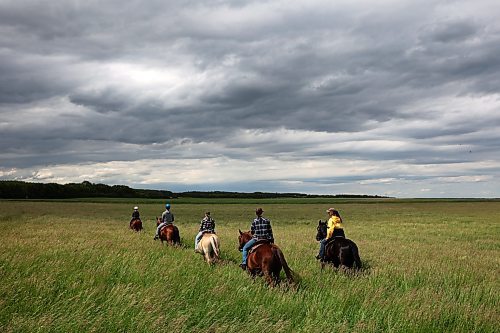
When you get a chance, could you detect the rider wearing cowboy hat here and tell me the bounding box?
[240,208,274,270]
[316,207,345,260]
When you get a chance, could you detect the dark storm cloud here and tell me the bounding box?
[1,0,500,196]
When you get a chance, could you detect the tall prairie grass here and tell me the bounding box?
[0,200,498,332]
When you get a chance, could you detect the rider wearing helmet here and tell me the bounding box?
[130,206,141,226]
[154,203,175,240]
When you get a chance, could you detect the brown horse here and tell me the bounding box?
[129,218,143,232]
[156,217,181,245]
[238,230,295,285]
[195,233,220,265]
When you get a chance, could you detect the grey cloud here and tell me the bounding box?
[1,0,500,196]
[426,20,479,44]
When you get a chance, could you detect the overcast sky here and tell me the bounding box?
[1,0,499,197]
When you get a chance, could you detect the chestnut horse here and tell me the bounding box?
[316,220,362,270]
[129,218,143,232]
[155,217,181,245]
[195,233,220,265]
[238,230,295,285]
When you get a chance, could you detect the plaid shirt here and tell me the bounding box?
[251,217,274,240]
[199,217,215,233]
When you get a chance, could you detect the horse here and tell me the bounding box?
[129,218,143,232]
[238,230,295,285]
[316,220,362,270]
[155,217,181,245]
[195,233,220,265]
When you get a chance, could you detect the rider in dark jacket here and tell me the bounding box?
[130,206,140,225]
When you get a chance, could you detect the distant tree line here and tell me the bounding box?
[0,180,390,199]
[0,180,173,199]
[180,191,389,199]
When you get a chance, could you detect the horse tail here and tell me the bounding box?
[272,246,297,284]
[173,226,180,244]
[351,241,362,269]
[210,235,220,260]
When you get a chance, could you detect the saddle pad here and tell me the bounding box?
[160,223,173,232]
[325,236,346,246]
[249,240,271,254]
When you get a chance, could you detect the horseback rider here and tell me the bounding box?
[316,207,345,260]
[240,208,274,270]
[130,206,140,225]
[194,211,216,251]
[154,203,175,240]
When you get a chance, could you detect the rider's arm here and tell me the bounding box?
[326,217,334,239]
[268,221,274,242]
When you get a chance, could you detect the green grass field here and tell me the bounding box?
[1,199,499,332]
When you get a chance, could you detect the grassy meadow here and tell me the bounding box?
[0,199,499,332]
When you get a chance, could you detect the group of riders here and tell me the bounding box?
[130,204,347,267]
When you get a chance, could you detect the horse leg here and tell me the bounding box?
[263,270,275,286]
[249,269,257,279]
[204,248,212,265]
[351,244,362,269]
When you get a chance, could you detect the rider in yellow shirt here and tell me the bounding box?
[326,209,344,238]
[317,207,345,260]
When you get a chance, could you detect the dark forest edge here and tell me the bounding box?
[0,180,392,200]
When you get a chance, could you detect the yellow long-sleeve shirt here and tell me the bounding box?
[326,216,343,239]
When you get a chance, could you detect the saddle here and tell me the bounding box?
[325,235,345,246]
[248,239,272,254]
[159,223,173,233]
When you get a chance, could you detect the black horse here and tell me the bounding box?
[316,220,362,270]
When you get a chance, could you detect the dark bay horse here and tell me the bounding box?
[156,217,181,245]
[130,218,143,232]
[316,220,362,270]
[238,230,295,285]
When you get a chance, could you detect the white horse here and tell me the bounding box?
[195,233,220,265]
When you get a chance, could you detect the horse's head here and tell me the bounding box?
[156,216,162,226]
[316,220,327,241]
[238,229,252,251]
